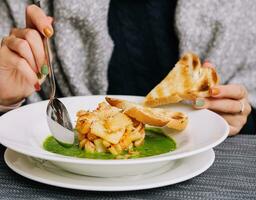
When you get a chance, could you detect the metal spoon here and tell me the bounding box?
[36,1,75,146]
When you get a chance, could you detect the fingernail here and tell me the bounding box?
[34,82,41,91]
[37,72,42,79]
[41,64,49,75]
[43,27,53,38]
[203,60,215,68]
[195,99,205,107]
[210,88,220,96]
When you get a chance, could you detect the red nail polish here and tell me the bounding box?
[203,60,215,68]
[34,82,41,91]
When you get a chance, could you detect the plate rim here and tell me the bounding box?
[4,148,215,191]
[0,95,229,165]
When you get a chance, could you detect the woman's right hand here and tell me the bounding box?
[0,5,53,106]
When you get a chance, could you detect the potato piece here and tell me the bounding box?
[119,133,132,150]
[134,131,145,147]
[90,121,107,139]
[96,102,120,119]
[114,144,123,154]
[105,113,132,132]
[76,110,88,117]
[80,122,91,134]
[75,121,82,132]
[105,129,125,144]
[128,143,134,150]
[108,145,118,155]
[87,132,98,141]
[76,119,91,134]
[85,140,96,153]
[94,139,106,153]
[134,138,144,147]
[77,132,86,141]
[102,140,111,148]
[130,130,141,141]
[79,138,87,149]
[91,121,125,144]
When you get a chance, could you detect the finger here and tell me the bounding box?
[202,60,215,68]
[47,16,53,24]
[3,35,37,73]
[11,28,46,73]
[229,125,240,136]
[210,84,247,100]
[194,98,243,114]
[1,36,8,47]
[26,5,54,38]
[0,46,38,87]
[220,113,247,128]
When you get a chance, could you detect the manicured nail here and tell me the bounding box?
[37,72,42,79]
[195,99,205,107]
[34,82,41,91]
[41,64,49,75]
[43,27,53,38]
[210,88,220,96]
[203,60,214,68]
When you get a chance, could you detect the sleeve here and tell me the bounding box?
[0,1,14,39]
[227,63,256,108]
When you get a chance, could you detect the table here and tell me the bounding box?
[0,135,256,200]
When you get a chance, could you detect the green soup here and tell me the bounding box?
[43,128,176,159]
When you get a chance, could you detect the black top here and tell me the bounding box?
[107,0,179,96]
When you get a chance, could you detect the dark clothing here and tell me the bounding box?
[106,0,255,135]
[107,0,179,96]
[240,108,256,135]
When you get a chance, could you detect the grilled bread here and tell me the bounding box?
[144,52,220,107]
[106,97,188,131]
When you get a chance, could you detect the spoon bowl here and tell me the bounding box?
[46,98,74,146]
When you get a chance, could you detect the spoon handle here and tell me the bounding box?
[44,38,56,99]
[35,0,56,99]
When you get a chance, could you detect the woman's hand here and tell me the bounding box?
[0,5,53,106]
[193,64,251,136]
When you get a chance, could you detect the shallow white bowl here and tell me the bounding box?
[0,95,229,177]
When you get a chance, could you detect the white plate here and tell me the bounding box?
[0,95,228,177]
[4,148,215,191]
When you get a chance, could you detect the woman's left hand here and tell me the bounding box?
[194,84,251,136]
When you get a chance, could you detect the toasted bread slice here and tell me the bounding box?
[106,97,188,131]
[144,52,220,107]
